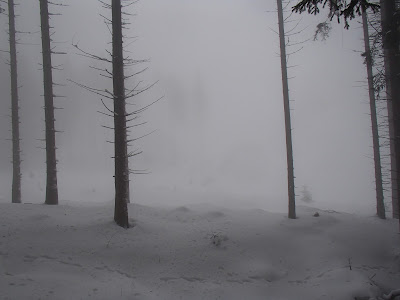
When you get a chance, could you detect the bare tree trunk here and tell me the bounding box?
[392,0,400,225]
[277,0,296,219]
[112,0,130,228]
[383,34,399,219]
[362,11,386,219]
[380,0,400,227]
[39,0,58,205]
[380,0,399,219]
[126,159,130,204]
[8,0,21,204]
[387,72,399,219]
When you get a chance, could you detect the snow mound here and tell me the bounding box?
[0,202,399,299]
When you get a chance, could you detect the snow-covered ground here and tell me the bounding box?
[0,194,399,299]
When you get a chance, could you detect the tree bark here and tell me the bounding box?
[387,71,399,219]
[380,3,399,219]
[39,0,58,205]
[362,11,386,219]
[277,0,296,219]
[8,0,21,204]
[112,0,130,228]
[380,0,400,225]
[383,40,399,219]
[380,0,400,219]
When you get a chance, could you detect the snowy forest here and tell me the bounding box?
[0,0,399,299]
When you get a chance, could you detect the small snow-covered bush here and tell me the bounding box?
[210,233,228,247]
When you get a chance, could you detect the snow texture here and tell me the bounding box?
[0,199,399,299]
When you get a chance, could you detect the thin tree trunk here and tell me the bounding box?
[277,0,296,219]
[8,0,21,204]
[112,0,130,228]
[362,11,385,219]
[126,159,130,204]
[39,0,58,205]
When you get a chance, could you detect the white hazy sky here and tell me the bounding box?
[0,0,387,214]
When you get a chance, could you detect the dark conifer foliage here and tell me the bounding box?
[293,0,379,28]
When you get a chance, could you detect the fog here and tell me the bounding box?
[0,0,383,214]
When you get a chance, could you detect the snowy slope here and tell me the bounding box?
[0,201,399,300]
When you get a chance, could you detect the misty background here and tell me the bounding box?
[0,0,381,214]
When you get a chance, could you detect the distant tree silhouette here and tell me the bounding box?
[300,185,313,203]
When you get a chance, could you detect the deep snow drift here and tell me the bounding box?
[0,200,399,300]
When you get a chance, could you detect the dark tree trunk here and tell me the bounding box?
[277,0,296,219]
[8,0,21,204]
[126,159,130,204]
[386,0,400,220]
[39,0,58,205]
[384,42,398,218]
[380,5,399,219]
[380,0,400,225]
[362,11,386,219]
[112,0,130,228]
[387,73,399,219]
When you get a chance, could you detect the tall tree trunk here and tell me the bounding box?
[277,0,296,219]
[39,0,58,205]
[380,0,399,219]
[112,0,130,228]
[387,69,399,219]
[380,0,400,226]
[386,0,400,220]
[383,35,399,219]
[362,11,386,219]
[8,0,21,204]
